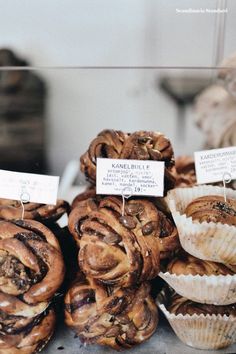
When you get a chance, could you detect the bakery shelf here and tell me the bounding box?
[44,317,236,354]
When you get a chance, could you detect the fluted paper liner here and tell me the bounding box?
[166,185,236,264]
[157,290,236,350]
[159,271,236,305]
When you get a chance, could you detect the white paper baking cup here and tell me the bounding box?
[158,302,236,350]
[159,271,236,305]
[166,185,236,264]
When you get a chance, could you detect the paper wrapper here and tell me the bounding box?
[159,271,236,305]
[166,185,236,264]
[158,303,236,350]
[157,290,236,350]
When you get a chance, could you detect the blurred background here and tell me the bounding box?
[0,0,236,179]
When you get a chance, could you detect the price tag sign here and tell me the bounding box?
[96,158,164,197]
[0,170,59,205]
[194,146,236,184]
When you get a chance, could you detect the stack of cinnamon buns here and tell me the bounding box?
[66,130,236,351]
[0,200,69,353]
[65,130,181,350]
[1,129,236,352]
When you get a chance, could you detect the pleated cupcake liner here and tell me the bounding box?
[159,271,236,305]
[166,185,236,264]
[156,289,236,350]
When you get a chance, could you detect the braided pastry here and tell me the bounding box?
[157,211,179,258]
[69,196,179,286]
[0,220,65,311]
[80,130,127,183]
[168,293,236,317]
[120,131,174,167]
[65,275,158,350]
[174,156,196,187]
[0,307,55,354]
[80,130,175,191]
[167,251,235,276]
[185,195,236,226]
[0,199,69,225]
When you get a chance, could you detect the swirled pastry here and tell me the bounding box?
[69,196,179,287]
[0,220,65,314]
[167,251,235,276]
[0,199,69,225]
[0,200,71,288]
[80,130,127,183]
[168,293,236,317]
[65,275,158,350]
[0,307,55,354]
[185,195,236,226]
[80,130,175,191]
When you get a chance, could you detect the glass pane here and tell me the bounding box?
[0,0,224,67]
[0,65,217,179]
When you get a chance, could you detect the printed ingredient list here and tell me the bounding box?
[96,158,164,197]
[194,147,236,184]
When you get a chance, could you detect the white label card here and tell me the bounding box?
[194,147,236,184]
[96,158,164,197]
[0,170,60,205]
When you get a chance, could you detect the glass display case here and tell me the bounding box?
[1,1,236,354]
[0,64,236,354]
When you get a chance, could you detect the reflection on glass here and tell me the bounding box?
[0,48,47,173]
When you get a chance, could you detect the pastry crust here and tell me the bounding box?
[80,130,127,183]
[185,195,236,226]
[0,220,65,312]
[0,199,69,225]
[80,130,175,191]
[71,186,97,209]
[173,156,196,187]
[69,196,179,286]
[175,156,195,175]
[167,251,235,276]
[120,131,174,168]
[158,286,236,350]
[65,275,158,350]
[0,307,56,354]
[168,293,236,317]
